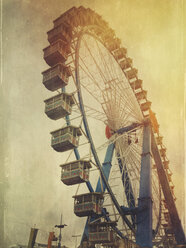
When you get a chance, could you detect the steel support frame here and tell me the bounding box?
[96,143,115,192]
[136,123,152,248]
[151,131,186,244]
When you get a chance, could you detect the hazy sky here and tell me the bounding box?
[1,0,185,247]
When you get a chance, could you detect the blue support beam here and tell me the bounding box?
[96,143,115,193]
[136,123,152,248]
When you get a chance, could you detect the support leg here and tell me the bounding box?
[136,123,152,247]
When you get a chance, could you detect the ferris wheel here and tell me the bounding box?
[42,6,185,248]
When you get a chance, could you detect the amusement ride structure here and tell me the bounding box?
[42,6,186,248]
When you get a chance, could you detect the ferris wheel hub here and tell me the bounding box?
[105,125,113,139]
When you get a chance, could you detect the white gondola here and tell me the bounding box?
[43,40,69,66]
[42,63,71,91]
[47,23,72,44]
[156,136,163,146]
[140,100,151,112]
[125,68,138,80]
[73,193,104,217]
[51,126,82,152]
[105,38,121,53]
[160,147,166,158]
[135,90,147,101]
[113,47,127,61]
[89,221,117,244]
[119,57,132,70]
[53,7,77,28]
[130,79,142,90]
[60,160,92,185]
[44,93,74,120]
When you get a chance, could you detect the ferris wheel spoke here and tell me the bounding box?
[106,157,135,237]
[95,38,120,87]
[115,142,136,206]
[79,56,103,93]
[101,63,142,120]
[80,35,143,130]
[84,107,106,122]
[115,135,143,211]
[103,87,142,127]
[82,36,108,83]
